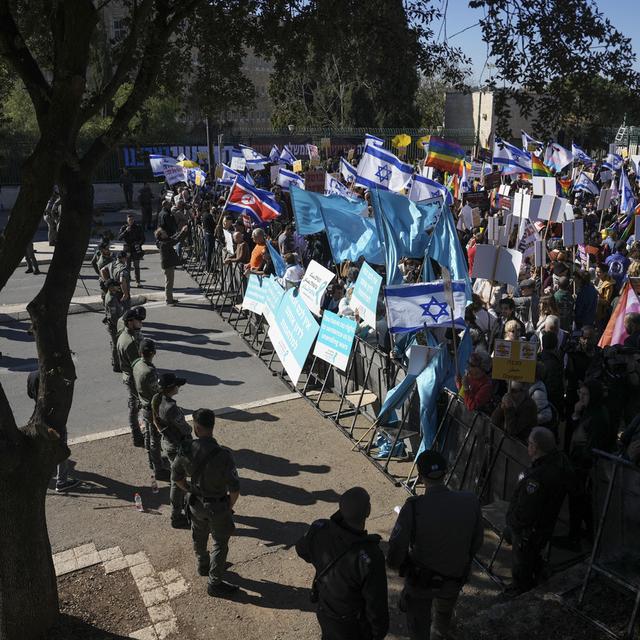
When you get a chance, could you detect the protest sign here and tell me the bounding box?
[492,339,536,383]
[305,169,325,193]
[498,184,511,197]
[262,276,285,326]
[242,274,266,315]
[351,262,383,328]
[597,189,613,212]
[298,260,335,315]
[562,219,584,246]
[163,164,188,185]
[532,177,556,196]
[320,137,331,149]
[462,191,489,210]
[537,195,569,222]
[230,156,246,171]
[534,239,546,267]
[223,229,234,254]
[577,244,589,270]
[313,311,357,371]
[599,169,612,183]
[270,165,280,184]
[512,190,531,219]
[268,289,319,384]
[487,216,500,244]
[472,244,522,286]
[484,171,502,190]
[293,159,303,173]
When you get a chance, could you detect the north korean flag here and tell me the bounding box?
[225,175,281,223]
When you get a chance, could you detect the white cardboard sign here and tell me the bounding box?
[562,219,584,247]
[532,177,556,196]
[298,259,335,316]
[471,244,523,286]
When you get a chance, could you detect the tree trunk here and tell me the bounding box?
[0,160,94,640]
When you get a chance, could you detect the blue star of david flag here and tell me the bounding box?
[571,143,593,165]
[279,145,297,166]
[384,280,467,334]
[269,145,280,163]
[340,157,357,183]
[355,145,413,192]
[621,171,637,214]
[239,144,268,167]
[574,171,600,196]
[603,152,623,171]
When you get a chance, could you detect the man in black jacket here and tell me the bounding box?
[387,451,483,640]
[155,225,187,305]
[296,487,389,640]
[118,213,145,287]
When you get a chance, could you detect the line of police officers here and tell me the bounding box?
[98,240,574,637]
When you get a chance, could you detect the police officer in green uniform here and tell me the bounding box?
[171,408,241,596]
[116,308,144,447]
[296,487,389,640]
[132,339,167,480]
[387,451,483,640]
[152,373,192,529]
[101,250,131,311]
[504,426,574,596]
[92,239,114,295]
[104,279,125,372]
[116,305,146,339]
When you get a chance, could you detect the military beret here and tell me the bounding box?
[131,305,146,321]
[139,338,156,353]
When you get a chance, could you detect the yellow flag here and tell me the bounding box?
[392,133,411,148]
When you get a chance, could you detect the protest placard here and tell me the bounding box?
[313,311,357,371]
[268,289,319,384]
[462,191,490,210]
[532,177,556,196]
[512,190,531,219]
[293,159,303,173]
[298,260,335,315]
[534,240,546,267]
[163,164,188,185]
[351,262,383,327]
[223,229,234,254]
[597,189,613,212]
[562,219,584,246]
[492,339,536,383]
[472,244,522,286]
[262,276,285,326]
[230,156,246,171]
[484,171,502,190]
[242,274,266,315]
[487,216,500,244]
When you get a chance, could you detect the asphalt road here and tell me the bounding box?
[0,266,288,438]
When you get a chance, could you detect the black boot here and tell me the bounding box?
[131,427,145,448]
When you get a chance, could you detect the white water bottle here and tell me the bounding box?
[134,492,144,512]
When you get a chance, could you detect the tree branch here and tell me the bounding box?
[0,0,52,122]
[79,0,156,124]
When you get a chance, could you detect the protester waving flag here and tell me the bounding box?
[269,145,280,163]
[225,175,281,223]
[277,167,305,192]
[573,172,600,196]
[355,144,412,192]
[239,144,268,167]
[493,137,531,175]
[365,133,385,148]
[408,175,453,206]
[424,136,465,175]
[385,280,467,333]
[340,157,357,183]
[571,143,593,165]
[521,130,544,155]
[279,145,297,165]
[149,154,177,177]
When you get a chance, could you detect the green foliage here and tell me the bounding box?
[415,78,446,128]
[265,0,467,129]
[470,0,640,137]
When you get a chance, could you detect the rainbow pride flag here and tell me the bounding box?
[424,136,465,176]
[557,177,572,196]
[532,155,553,177]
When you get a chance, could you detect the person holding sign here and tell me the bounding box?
[490,381,538,442]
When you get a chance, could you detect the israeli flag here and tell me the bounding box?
[385,280,467,333]
[571,143,593,165]
[574,172,600,196]
[408,174,453,206]
[239,144,268,167]
[218,164,243,187]
[269,145,280,163]
[460,163,471,194]
[280,146,297,166]
[325,173,355,199]
[355,145,413,192]
[340,157,357,183]
[277,167,305,192]
[365,133,385,148]
[521,130,543,155]
[621,171,636,213]
[603,152,623,171]
[493,138,532,175]
[149,154,176,177]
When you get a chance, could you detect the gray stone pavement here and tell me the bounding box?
[0,263,287,439]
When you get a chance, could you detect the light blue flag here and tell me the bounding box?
[267,242,286,277]
[319,199,385,265]
[289,184,368,237]
[371,189,442,285]
[376,373,418,426]
[426,205,472,301]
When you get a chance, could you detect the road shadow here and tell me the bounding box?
[239,476,339,507]
[143,321,223,335]
[222,571,316,612]
[0,354,38,370]
[159,369,243,387]
[159,343,250,360]
[47,614,132,639]
[146,328,229,346]
[234,449,331,477]
[0,325,35,343]
[233,513,308,549]
[222,410,278,423]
